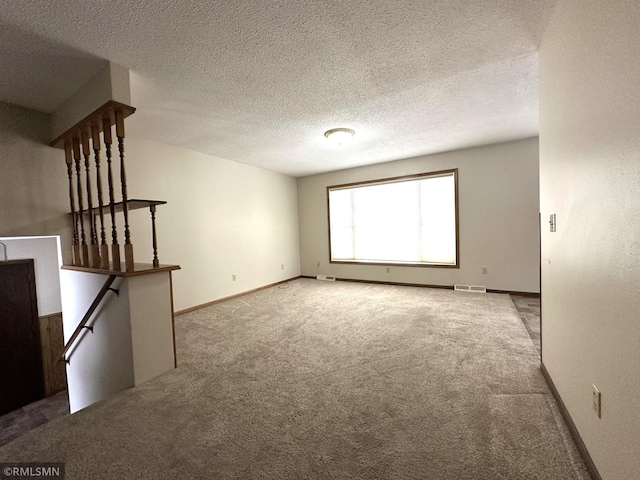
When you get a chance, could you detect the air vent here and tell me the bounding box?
[316,275,336,282]
[454,284,486,293]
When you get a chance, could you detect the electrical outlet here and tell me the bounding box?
[386,267,390,273]
[281,264,284,270]
[482,266,488,274]
[317,261,320,267]
[232,274,237,281]
[592,384,601,418]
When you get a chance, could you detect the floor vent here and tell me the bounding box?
[454,284,487,293]
[316,275,336,282]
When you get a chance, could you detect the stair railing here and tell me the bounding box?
[59,275,118,364]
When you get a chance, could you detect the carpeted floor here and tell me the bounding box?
[0,293,541,450]
[0,279,587,479]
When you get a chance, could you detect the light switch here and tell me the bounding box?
[549,214,557,232]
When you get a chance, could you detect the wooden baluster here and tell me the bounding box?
[115,109,134,272]
[102,117,121,271]
[72,136,89,267]
[92,124,110,270]
[82,130,100,268]
[150,205,159,268]
[65,142,81,266]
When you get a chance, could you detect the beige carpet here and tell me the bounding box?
[0,279,589,479]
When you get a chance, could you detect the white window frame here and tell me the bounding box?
[327,169,459,268]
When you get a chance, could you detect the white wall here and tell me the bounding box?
[129,272,176,385]
[298,138,540,292]
[117,137,300,312]
[539,2,640,479]
[0,236,62,316]
[60,271,133,413]
[61,269,176,413]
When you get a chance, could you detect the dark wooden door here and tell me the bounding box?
[0,259,44,416]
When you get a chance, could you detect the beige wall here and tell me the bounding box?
[114,137,300,312]
[539,1,640,479]
[50,62,131,140]
[0,102,72,258]
[297,138,540,292]
[0,102,301,312]
[0,236,62,316]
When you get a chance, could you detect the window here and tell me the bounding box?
[327,169,458,267]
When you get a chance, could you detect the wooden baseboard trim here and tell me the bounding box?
[487,289,540,297]
[300,276,539,296]
[175,276,301,316]
[540,362,602,480]
[301,275,452,290]
[331,277,452,290]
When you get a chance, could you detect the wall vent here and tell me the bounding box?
[316,275,336,282]
[454,284,486,293]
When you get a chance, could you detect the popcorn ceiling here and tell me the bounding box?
[0,0,557,176]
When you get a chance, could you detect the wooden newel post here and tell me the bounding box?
[102,116,121,271]
[92,124,110,269]
[115,109,134,272]
[72,137,89,267]
[64,142,81,266]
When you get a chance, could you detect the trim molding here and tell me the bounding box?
[175,276,301,316]
[325,276,452,290]
[486,288,540,298]
[300,276,539,297]
[169,272,177,368]
[326,168,460,271]
[540,362,602,480]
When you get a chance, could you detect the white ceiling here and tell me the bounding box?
[0,0,557,177]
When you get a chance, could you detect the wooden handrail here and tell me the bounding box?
[59,275,117,364]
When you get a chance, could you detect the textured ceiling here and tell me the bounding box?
[0,0,557,176]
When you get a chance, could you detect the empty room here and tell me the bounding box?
[0,1,638,479]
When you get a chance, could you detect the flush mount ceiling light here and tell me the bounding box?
[324,128,355,146]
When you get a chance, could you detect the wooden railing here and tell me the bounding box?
[51,101,165,272]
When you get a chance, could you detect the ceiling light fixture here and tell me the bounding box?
[324,128,355,146]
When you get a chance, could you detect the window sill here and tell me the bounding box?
[329,260,459,269]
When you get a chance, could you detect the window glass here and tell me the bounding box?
[328,170,458,267]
